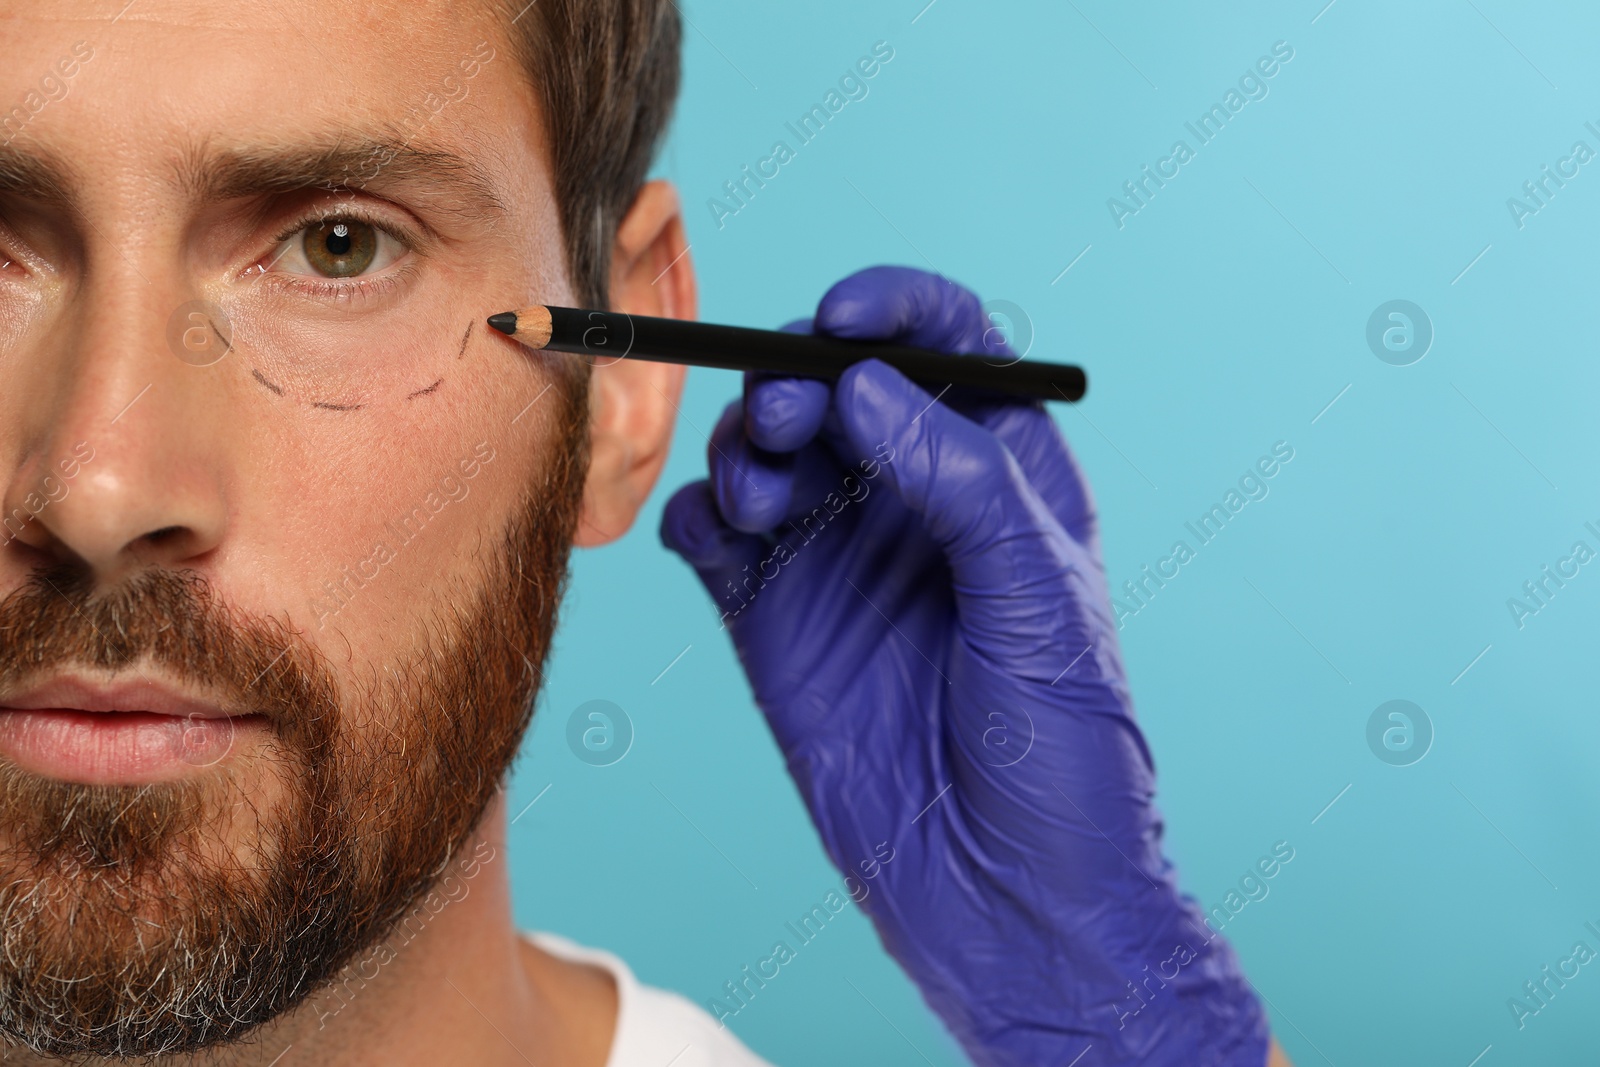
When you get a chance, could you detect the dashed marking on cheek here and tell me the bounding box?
[249,324,469,410]
[252,365,365,411]
[251,368,284,396]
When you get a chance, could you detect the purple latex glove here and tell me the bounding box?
[660,266,1269,1066]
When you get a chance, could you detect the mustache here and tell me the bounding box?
[0,565,340,737]
[0,566,342,869]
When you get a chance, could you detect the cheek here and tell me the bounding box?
[220,337,567,676]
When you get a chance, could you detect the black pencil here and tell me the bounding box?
[486,305,1086,403]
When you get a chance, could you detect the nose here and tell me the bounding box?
[3,282,229,584]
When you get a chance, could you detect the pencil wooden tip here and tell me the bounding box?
[490,305,554,348]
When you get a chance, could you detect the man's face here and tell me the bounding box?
[0,1,587,1055]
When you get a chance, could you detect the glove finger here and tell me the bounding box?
[742,317,835,452]
[713,388,867,546]
[834,359,1106,677]
[814,266,998,356]
[724,412,865,539]
[660,480,767,621]
[744,374,832,453]
[708,399,799,534]
[960,400,1100,552]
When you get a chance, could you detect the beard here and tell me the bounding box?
[0,369,590,1060]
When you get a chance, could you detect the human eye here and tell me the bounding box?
[256,210,414,298]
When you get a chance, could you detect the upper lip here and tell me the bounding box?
[0,675,244,719]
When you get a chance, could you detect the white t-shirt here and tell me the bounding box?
[528,932,775,1067]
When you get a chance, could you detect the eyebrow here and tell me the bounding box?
[0,146,75,206]
[0,134,510,228]
[179,136,511,230]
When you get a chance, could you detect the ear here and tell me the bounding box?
[574,180,697,547]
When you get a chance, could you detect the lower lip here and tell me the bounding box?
[0,709,267,785]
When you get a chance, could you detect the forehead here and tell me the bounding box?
[0,0,530,178]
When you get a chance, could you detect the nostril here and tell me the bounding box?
[136,527,192,559]
[126,525,204,568]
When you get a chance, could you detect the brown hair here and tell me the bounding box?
[507,0,682,309]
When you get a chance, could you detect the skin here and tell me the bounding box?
[0,1,1290,1064]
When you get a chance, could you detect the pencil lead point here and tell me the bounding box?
[487,312,518,335]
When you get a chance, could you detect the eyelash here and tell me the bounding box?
[251,206,420,305]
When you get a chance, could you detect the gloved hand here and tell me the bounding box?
[660,266,1270,1067]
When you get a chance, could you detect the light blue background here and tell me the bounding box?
[508,2,1600,1063]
